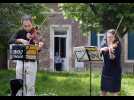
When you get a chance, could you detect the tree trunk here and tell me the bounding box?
[0,47,8,70]
[0,36,8,70]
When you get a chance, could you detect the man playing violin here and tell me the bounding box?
[15,15,44,96]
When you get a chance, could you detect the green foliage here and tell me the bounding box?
[60,3,134,37]
[59,3,101,35]
[0,3,49,35]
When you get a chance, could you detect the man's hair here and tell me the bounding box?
[21,15,32,23]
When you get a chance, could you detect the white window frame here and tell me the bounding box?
[50,24,72,72]
[97,33,105,48]
[88,31,91,46]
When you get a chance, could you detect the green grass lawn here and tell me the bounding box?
[0,70,134,96]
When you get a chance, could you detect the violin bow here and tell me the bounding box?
[115,16,124,36]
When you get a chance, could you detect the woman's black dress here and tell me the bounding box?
[101,43,122,92]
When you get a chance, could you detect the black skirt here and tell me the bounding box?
[101,75,121,92]
[101,43,122,92]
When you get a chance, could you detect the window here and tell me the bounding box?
[97,34,105,48]
[90,32,97,46]
[125,32,134,63]
[54,37,66,58]
[89,32,104,48]
[55,31,67,35]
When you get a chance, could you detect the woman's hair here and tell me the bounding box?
[101,29,120,48]
[21,15,32,23]
[106,29,120,45]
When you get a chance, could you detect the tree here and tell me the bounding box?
[0,3,50,37]
[0,3,50,69]
[59,3,134,37]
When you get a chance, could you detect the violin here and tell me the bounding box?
[108,41,119,60]
[27,26,39,45]
[26,26,44,52]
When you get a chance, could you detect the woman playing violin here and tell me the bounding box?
[100,29,122,96]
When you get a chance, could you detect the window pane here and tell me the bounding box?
[60,38,66,58]
[55,31,67,35]
[128,32,134,60]
[91,32,97,46]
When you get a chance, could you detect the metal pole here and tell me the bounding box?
[22,46,25,96]
[133,64,134,75]
[22,59,24,96]
[89,61,92,96]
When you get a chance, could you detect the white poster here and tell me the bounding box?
[74,46,102,62]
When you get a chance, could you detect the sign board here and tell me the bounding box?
[73,46,102,62]
[26,45,38,60]
[9,44,38,60]
[73,46,89,62]
[10,44,26,60]
[85,46,102,61]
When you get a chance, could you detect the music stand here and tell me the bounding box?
[74,46,102,96]
[9,44,38,96]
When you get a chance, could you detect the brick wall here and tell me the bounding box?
[38,3,88,71]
